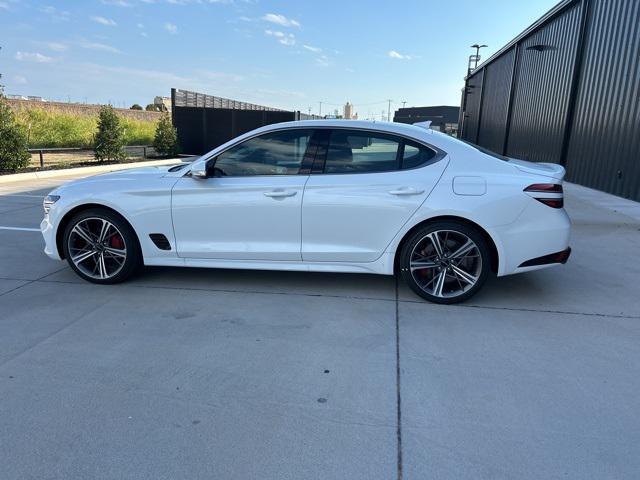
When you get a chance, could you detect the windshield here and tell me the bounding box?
[456,138,510,161]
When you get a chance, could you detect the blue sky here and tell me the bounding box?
[1,0,558,117]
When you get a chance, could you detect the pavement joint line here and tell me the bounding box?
[0,296,113,368]
[0,226,41,232]
[6,275,640,320]
[0,266,69,299]
[394,275,403,480]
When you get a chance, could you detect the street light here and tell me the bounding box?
[469,44,488,73]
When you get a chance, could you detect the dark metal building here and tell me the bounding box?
[394,106,460,135]
[459,0,640,201]
[171,88,319,155]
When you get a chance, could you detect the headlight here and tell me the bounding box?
[43,195,60,215]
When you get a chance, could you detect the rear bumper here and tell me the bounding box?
[492,200,571,276]
[518,247,571,268]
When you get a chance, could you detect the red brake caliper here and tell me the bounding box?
[110,234,124,249]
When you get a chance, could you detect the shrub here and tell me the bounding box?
[94,105,126,162]
[130,104,143,110]
[153,113,179,157]
[0,94,31,171]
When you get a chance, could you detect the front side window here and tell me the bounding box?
[211,129,312,176]
[324,130,400,174]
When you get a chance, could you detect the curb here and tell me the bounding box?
[0,158,187,184]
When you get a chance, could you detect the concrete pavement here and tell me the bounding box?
[0,174,639,479]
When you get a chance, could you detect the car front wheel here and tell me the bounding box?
[399,221,491,304]
[62,208,141,284]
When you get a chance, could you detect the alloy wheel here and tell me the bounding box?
[67,217,127,280]
[409,229,482,299]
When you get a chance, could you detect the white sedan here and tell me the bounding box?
[41,120,571,304]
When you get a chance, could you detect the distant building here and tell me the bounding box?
[343,102,353,119]
[393,105,459,136]
[6,94,28,100]
[154,96,172,112]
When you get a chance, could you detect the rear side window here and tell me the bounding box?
[402,140,437,169]
[324,130,400,174]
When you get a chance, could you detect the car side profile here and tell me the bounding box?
[41,120,571,304]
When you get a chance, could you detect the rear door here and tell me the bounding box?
[301,128,448,262]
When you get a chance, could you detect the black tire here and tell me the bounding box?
[62,208,142,284]
[399,221,491,304]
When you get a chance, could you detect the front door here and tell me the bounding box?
[171,128,314,260]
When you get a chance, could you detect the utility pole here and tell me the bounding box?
[401,100,407,109]
[469,44,487,75]
[319,101,323,117]
[308,106,312,116]
[386,99,392,122]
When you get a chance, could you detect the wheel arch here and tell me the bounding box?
[56,203,141,260]
[393,215,500,274]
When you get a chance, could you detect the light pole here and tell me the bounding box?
[386,99,392,122]
[469,44,487,74]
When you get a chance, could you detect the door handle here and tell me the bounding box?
[388,187,425,196]
[263,190,297,198]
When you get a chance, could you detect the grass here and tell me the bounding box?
[15,108,158,149]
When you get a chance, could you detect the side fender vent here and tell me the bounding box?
[149,233,171,251]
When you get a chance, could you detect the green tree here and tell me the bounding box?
[130,103,143,110]
[94,105,126,162]
[153,113,179,157]
[0,92,31,171]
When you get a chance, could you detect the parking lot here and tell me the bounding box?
[1,172,639,479]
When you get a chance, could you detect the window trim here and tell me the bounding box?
[311,127,446,176]
[184,126,447,178]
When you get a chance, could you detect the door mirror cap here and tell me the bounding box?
[190,158,208,179]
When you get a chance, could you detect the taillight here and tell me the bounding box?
[524,183,564,208]
[524,183,563,193]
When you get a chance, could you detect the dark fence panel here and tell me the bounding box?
[565,0,640,200]
[476,48,515,153]
[172,89,298,155]
[505,2,582,163]
[460,69,484,142]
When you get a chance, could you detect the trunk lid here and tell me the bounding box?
[510,159,566,181]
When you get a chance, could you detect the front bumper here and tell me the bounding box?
[41,215,61,260]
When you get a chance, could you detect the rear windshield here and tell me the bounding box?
[457,138,510,161]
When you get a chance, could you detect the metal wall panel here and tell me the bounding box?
[461,69,484,142]
[476,48,516,153]
[506,2,582,163]
[565,0,640,200]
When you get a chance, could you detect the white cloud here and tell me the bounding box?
[303,45,321,53]
[315,55,330,67]
[265,30,295,46]
[164,22,178,34]
[41,5,70,21]
[47,42,67,52]
[388,50,412,60]
[91,15,117,26]
[262,13,300,28]
[81,42,121,53]
[137,23,144,28]
[15,51,55,63]
[100,0,132,6]
[0,2,9,10]
[13,75,28,85]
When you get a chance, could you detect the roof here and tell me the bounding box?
[260,119,436,138]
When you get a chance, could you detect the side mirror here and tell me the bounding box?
[190,158,208,179]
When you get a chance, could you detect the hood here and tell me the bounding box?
[510,159,566,181]
[93,164,181,178]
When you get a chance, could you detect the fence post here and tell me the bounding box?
[39,150,44,168]
[143,146,147,159]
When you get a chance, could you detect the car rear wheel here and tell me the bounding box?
[399,221,491,304]
[62,208,141,284]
